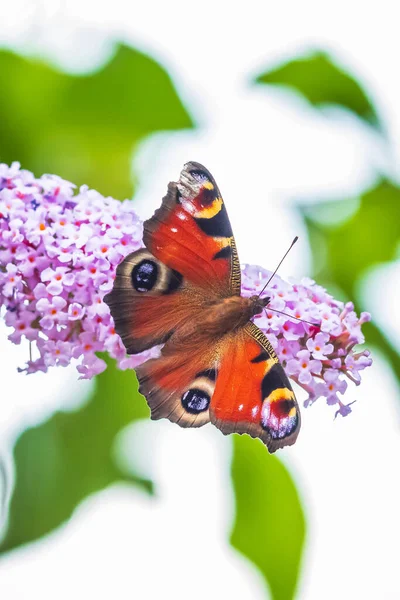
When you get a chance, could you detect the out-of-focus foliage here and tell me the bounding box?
[255,50,382,131]
[0,43,193,198]
[302,181,400,297]
[300,180,400,384]
[231,436,305,600]
[0,358,150,554]
[256,49,399,390]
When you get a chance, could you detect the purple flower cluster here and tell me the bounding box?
[242,266,372,416]
[0,163,372,415]
[0,162,157,378]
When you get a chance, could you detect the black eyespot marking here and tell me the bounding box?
[181,388,210,413]
[196,369,217,381]
[132,259,158,292]
[195,204,233,237]
[213,245,232,260]
[251,350,270,364]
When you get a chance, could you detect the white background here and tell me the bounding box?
[0,1,400,598]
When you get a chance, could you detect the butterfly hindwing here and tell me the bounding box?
[135,345,218,428]
[210,322,300,452]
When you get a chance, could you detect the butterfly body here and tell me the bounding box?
[105,162,301,452]
[170,294,269,350]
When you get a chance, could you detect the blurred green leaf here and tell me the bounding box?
[303,180,400,298]
[301,179,400,380]
[255,51,381,130]
[0,358,150,554]
[0,43,193,197]
[231,436,305,600]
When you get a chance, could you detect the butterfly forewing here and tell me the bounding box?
[143,162,241,296]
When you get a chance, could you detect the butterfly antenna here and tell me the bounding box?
[257,236,298,298]
[264,307,320,328]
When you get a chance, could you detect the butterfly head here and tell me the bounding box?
[249,295,270,317]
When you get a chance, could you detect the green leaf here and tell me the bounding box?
[0,43,193,198]
[0,358,150,554]
[300,179,400,381]
[255,51,381,130]
[231,436,306,600]
[302,180,400,299]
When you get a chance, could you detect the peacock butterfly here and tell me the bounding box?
[104,162,300,452]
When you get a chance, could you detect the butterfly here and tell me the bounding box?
[104,162,300,452]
